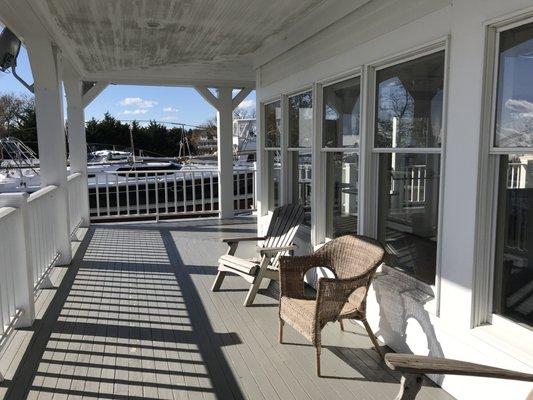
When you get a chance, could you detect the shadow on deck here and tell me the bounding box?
[0,217,454,399]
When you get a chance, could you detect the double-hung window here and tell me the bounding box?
[490,21,533,329]
[264,100,282,211]
[322,77,361,238]
[288,90,313,227]
[374,50,446,286]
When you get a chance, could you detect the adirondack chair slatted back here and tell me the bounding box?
[263,204,304,268]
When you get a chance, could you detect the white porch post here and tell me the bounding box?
[26,38,72,265]
[63,65,90,227]
[195,86,252,219]
[217,87,235,219]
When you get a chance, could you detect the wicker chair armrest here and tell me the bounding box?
[257,245,297,257]
[279,254,329,298]
[316,273,371,325]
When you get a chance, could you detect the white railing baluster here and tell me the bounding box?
[194,172,198,212]
[173,174,178,213]
[105,173,110,216]
[145,173,149,214]
[155,173,159,221]
[115,172,120,216]
[95,173,100,217]
[210,172,214,212]
[201,172,205,212]
[182,174,187,213]
[164,174,169,214]
[135,172,140,214]
[126,173,130,216]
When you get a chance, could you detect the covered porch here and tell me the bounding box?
[0,218,451,400]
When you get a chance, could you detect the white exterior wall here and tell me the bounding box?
[255,1,533,399]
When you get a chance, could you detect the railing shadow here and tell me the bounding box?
[2,223,247,400]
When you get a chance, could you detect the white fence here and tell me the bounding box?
[0,207,26,349]
[89,169,256,221]
[67,172,85,235]
[27,186,61,287]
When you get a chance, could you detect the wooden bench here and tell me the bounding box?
[385,353,533,400]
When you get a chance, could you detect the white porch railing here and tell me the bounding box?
[391,165,427,206]
[67,172,85,235]
[89,169,256,221]
[27,185,61,287]
[0,207,26,347]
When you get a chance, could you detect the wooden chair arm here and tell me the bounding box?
[385,353,533,382]
[220,236,266,243]
[257,245,297,257]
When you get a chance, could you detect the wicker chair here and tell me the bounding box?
[278,234,385,376]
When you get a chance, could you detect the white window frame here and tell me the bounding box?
[261,98,282,212]
[286,88,314,231]
[365,39,450,316]
[316,71,363,244]
[473,12,533,336]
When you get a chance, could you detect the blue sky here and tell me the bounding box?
[0,45,255,128]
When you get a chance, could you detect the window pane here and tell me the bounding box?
[266,150,281,211]
[323,77,361,147]
[326,152,358,238]
[377,153,441,285]
[288,91,313,148]
[290,150,312,226]
[494,22,533,147]
[265,100,281,148]
[494,154,533,328]
[375,51,445,148]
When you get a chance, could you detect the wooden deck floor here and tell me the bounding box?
[0,217,454,400]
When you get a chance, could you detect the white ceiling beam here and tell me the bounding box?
[86,74,255,90]
[82,82,108,108]
[195,87,220,110]
[232,88,253,110]
[253,0,371,68]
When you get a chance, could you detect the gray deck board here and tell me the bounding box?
[0,217,455,400]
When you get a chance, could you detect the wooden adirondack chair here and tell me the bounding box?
[212,203,304,306]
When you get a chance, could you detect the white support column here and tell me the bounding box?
[217,87,235,219]
[64,63,90,227]
[26,38,72,265]
[195,86,254,219]
[0,193,35,328]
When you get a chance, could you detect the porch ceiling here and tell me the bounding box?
[32,0,328,84]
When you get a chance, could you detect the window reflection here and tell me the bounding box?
[325,152,358,238]
[377,153,440,285]
[290,150,312,227]
[288,91,313,148]
[375,51,444,148]
[323,78,361,147]
[494,154,533,328]
[265,101,281,148]
[494,22,533,148]
[266,150,281,211]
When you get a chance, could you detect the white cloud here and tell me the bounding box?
[122,109,149,115]
[161,116,177,121]
[505,99,533,116]
[237,99,255,110]
[163,107,179,113]
[119,97,158,108]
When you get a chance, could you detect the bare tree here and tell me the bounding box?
[0,92,34,138]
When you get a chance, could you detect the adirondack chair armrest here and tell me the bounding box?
[385,353,533,381]
[257,245,297,257]
[220,236,266,244]
[386,353,533,400]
